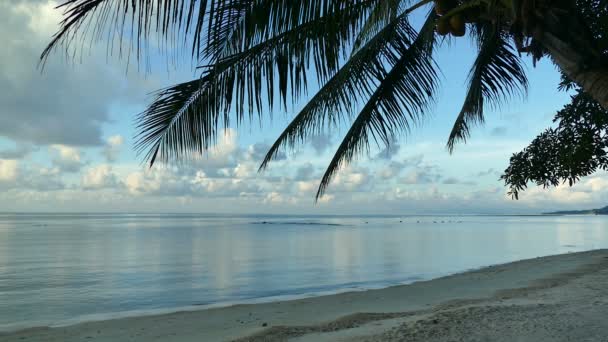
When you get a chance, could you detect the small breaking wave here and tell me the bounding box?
[251,221,343,226]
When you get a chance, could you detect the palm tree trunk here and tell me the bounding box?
[537,4,608,109]
[541,32,608,109]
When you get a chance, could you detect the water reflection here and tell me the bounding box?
[0,214,607,330]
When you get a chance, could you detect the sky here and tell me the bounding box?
[1,0,607,215]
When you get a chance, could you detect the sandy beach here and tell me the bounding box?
[3,249,608,342]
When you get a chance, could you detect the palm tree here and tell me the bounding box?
[42,0,607,199]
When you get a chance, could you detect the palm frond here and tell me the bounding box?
[260,8,439,171]
[316,11,439,199]
[40,0,215,65]
[350,0,403,55]
[260,11,425,170]
[41,0,379,66]
[446,21,528,152]
[136,0,380,166]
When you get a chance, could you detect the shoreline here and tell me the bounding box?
[0,274,437,333]
[0,257,541,332]
[3,249,608,341]
[0,261,493,333]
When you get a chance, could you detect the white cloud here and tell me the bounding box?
[329,167,371,193]
[401,170,437,184]
[294,163,315,181]
[297,180,316,193]
[516,174,608,209]
[81,165,121,190]
[402,154,425,168]
[0,1,153,147]
[379,161,404,179]
[309,134,332,155]
[22,165,64,191]
[317,194,334,204]
[263,191,296,205]
[0,159,64,191]
[233,163,255,179]
[245,142,286,162]
[13,1,61,36]
[121,130,272,198]
[50,145,84,172]
[400,166,442,184]
[208,128,238,161]
[374,137,401,160]
[103,135,125,162]
[177,129,241,177]
[124,165,262,198]
[0,159,18,182]
[125,168,174,196]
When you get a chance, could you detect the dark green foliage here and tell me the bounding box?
[559,0,608,91]
[577,0,608,54]
[503,0,608,198]
[502,92,608,199]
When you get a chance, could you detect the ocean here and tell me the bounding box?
[1,213,607,331]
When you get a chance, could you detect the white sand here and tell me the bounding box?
[2,249,608,342]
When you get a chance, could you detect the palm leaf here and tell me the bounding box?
[446,21,528,152]
[316,11,439,199]
[260,10,439,170]
[350,0,404,55]
[136,0,380,165]
[40,0,216,64]
[41,0,379,66]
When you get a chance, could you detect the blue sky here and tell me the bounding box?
[1,0,606,214]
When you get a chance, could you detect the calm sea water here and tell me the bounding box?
[1,213,607,331]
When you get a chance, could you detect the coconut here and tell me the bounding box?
[462,7,482,23]
[433,0,451,15]
[436,19,450,36]
[449,14,466,37]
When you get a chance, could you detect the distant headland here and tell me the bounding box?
[544,206,608,215]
